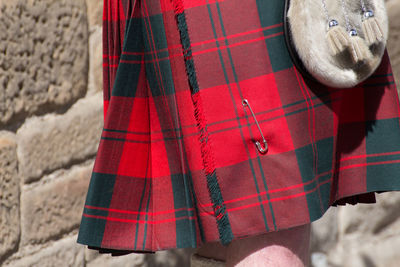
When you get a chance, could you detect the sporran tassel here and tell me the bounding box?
[338,0,372,63]
[348,29,373,63]
[326,20,350,55]
[321,0,350,55]
[361,10,384,45]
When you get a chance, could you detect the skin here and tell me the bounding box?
[195,223,311,267]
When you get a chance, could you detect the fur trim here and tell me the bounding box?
[287,0,388,88]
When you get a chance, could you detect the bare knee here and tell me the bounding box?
[195,223,311,267]
[226,224,311,267]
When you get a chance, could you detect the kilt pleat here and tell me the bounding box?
[77,0,400,253]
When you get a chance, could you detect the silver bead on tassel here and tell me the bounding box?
[326,19,350,55]
[361,10,384,45]
[347,28,373,63]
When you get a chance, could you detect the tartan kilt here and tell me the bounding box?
[77,0,400,253]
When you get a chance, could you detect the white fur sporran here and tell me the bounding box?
[283,0,388,88]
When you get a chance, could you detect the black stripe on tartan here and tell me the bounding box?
[171,0,234,245]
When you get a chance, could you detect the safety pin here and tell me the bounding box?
[242,99,268,154]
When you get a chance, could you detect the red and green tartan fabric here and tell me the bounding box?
[77,0,400,253]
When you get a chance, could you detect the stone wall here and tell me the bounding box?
[0,0,399,266]
[0,0,191,266]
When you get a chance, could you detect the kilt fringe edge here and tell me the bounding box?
[171,0,234,245]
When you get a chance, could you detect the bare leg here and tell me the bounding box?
[195,223,310,267]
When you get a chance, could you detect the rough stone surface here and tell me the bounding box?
[321,192,400,267]
[337,192,400,237]
[17,93,103,183]
[330,234,400,267]
[311,207,338,253]
[86,0,103,30]
[3,235,84,267]
[87,26,103,95]
[20,162,93,245]
[387,0,400,90]
[0,0,88,127]
[0,131,20,263]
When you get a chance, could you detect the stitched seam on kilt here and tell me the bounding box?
[293,67,326,216]
[142,0,202,248]
[300,70,326,213]
[170,0,234,245]
[207,0,272,231]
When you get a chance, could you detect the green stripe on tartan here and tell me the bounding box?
[134,164,150,250]
[367,153,400,163]
[295,137,334,221]
[210,0,273,232]
[112,17,144,98]
[142,14,176,96]
[256,0,293,72]
[142,181,152,250]
[255,156,277,230]
[171,173,197,248]
[185,169,206,243]
[366,118,400,191]
[172,2,234,245]
[77,172,117,247]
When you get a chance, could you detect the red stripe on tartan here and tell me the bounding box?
[83,213,195,224]
[301,74,318,174]
[103,100,109,121]
[198,170,333,208]
[85,205,194,216]
[103,54,121,58]
[190,23,283,50]
[191,32,284,57]
[294,68,316,172]
[103,63,120,68]
[339,159,400,171]
[84,177,334,222]
[340,151,400,162]
[142,0,168,99]
[200,178,333,216]
[109,53,188,64]
[84,170,334,217]
[100,94,332,137]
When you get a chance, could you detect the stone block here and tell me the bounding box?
[311,207,338,253]
[0,0,88,126]
[337,192,400,237]
[0,132,20,263]
[17,93,103,183]
[87,26,103,95]
[86,0,103,30]
[386,0,400,90]
[20,162,93,245]
[331,235,400,267]
[3,235,84,267]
